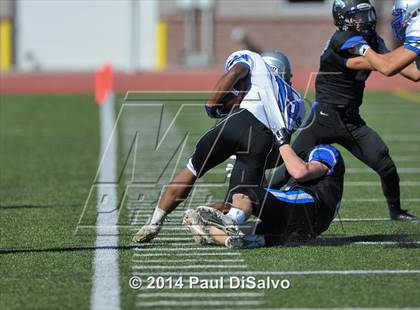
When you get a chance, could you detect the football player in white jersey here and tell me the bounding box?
[348,0,420,79]
[132,50,305,243]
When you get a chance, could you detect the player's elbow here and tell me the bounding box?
[228,63,249,79]
[290,167,310,182]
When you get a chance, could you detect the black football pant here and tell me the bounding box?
[270,103,400,210]
[190,109,280,201]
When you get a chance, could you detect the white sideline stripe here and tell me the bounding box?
[134,269,420,277]
[132,259,244,263]
[133,253,240,257]
[91,93,120,310]
[136,300,263,307]
[132,265,247,270]
[136,292,263,298]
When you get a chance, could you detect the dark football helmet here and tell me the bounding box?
[333,0,377,34]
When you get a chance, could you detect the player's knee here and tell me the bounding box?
[375,155,398,180]
[231,193,252,215]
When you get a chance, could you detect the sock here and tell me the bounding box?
[150,207,167,225]
[226,208,246,225]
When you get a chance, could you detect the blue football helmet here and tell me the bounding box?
[391,0,420,41]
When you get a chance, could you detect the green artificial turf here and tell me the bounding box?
[1,91,419,309]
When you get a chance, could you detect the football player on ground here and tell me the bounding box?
[347,0,420,79]
[132,50,306,243]
[182,130,345,248]
[270,0,418,221]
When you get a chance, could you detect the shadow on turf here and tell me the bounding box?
[0,244,152,255]
[2,234,420,254]
[0,204,80,210]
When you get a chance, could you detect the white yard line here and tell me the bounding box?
[133,252,241,257]
[133,247,233,252]
[136,300,264,307]
[132,264,247,269]
[345,181,420,186]
[333,218,390,222]
[134,269,420,277]
[132,259,244,263]
[343,198,420,202]
[136,292,263,298]
[90,93,120,310]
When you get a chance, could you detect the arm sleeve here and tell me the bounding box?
[308,145,340,176]
[225,50,255,72]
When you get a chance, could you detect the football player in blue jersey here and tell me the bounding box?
[132,51,306,243]
[182,130,345,248]
[347,0,420,79]
[271,0,418,222]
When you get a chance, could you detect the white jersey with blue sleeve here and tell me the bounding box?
[225,50,305,138]
[308,145,340,176]
[404,16,420,55]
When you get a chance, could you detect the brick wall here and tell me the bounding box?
[164,16,393,70]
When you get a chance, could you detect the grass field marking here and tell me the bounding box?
[133,247,233,252]
[132,259,245,263]
[154,237,192,241]
[343,198,420,202]
[252,308,420,310]
[136,292,263,298]
[91,93,120,310]
[133,252,241,257]
[136,300,264,307]
[134,269,420,277]
[333,218,390,222]
[345,181,420,186]
[132,265,247,270]
[353,241,420,245]
[345,167,420,174]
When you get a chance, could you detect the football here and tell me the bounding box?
[218,74,251,113]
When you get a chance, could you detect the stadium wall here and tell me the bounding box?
[0,70,417,94]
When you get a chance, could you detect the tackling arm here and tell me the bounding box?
[346,55,420,81]
[364,46,418,77]
[279,144,329,182]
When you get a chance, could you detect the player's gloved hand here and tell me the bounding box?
[275,128,292,146]
[205,104,227,119]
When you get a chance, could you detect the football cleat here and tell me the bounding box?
[389,208,419,221]
[196,206,243,238]
[225,235,244,249]
[132,224,161,243]
[182,208,217,245]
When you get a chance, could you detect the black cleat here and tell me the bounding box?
[389,208,419,221]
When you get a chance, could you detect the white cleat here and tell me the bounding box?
[182,208,216,245]
[196,206,243,238]
[132,224,161,243]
